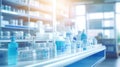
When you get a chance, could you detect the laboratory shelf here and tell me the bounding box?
[0,39,32,42]
[2,0,52,14]
[29,16,52,22]
[2,0,28,8]
[0,39,52,43]
[1,10,49,21]
[35,40,53,43]
[1,25,37,31]
[30,5,52,14]
[1,10,28,18]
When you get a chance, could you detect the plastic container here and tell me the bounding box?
[81,30,87,50]
[8,36,18,65]
[55,36,65,55]
[65,37,72,54]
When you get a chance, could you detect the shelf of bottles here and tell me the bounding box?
[0,0,53,41]
[0,0,105,66]
[0,0,54,63]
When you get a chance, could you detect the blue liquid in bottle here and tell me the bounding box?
[81,30,87,50]
[8,36,18,65]
[55,36,65,55]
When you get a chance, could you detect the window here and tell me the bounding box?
[88,13,103,19]
[102,20,114,27]
[104,12,114,18]
[116,2,120,13]
[74,5,86,31]
[116,14,120,32]
[103,30,115,38]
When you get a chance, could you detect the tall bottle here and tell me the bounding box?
[8,36,18,65]
[81,30,87,50]
[65,37,71,54]
[65,31,72,54]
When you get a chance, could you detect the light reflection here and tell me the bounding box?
[74,5,86,31]
[75,5,86,15]
[116,2,120,13]
[88,13,103,19]
[75,16,86,31]
[116,14,120,33]
[103,20,114,27]
[104,12,114,18]
[104,30,115,39]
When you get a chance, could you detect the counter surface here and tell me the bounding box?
[0,45,106,67]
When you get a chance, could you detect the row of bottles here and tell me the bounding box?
[18,41,55,61]
[8,39,55,65]
[7,30,98,65]
[55,30,98,56]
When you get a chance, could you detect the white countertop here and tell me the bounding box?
[0,45,105,67]
[24,45,106,67]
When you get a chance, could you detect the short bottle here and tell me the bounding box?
[8,36,18,65]
[55,36,65,55]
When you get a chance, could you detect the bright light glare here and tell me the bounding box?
[116,2,120,13]
[103,20,114,27]
[52,0,57,32]
[75,5,86,15]
[104,12,114,18]
[75,16,86,31]
[116,14,120,33]
[88,13,103,19]
[29,22,35,27]
[104,30,115,38]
